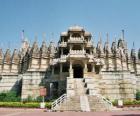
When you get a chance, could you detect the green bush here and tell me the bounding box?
[112,99,140,106]
[0,102,52,108]
[0,91,20,102]
[112,99,118,106]
[136,91,140,100]
[123,100,133,105]
[22,96,44,102]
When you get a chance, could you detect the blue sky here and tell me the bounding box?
[0,0,140,51]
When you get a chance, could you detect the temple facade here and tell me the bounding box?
[0,26,140,101]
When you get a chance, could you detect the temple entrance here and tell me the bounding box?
[73,64,83,78]
[95,65,100,74]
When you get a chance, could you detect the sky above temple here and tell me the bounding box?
[0,0,140,51]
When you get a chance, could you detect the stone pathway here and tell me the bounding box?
[0,108,140,116]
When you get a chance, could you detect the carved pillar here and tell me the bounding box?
[60,63,62,73]
[82,45,84,52]
[69,60,73,78]
[84,62,87,72]
[92,64,95,72]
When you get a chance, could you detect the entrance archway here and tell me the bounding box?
[73,64,83,78]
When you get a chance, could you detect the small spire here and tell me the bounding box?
[132,41,135,49]
[43,33,46,42]
[51,32,54,42]
[21,30,25,42]
[99,32,102,44]
[106,33,109,43]
[122,29,124,40]
[35,35,38,42]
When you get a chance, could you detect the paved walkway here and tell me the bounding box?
[0,108,140,116]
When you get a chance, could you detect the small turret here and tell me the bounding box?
[131,42,136,59]
[0,49,3,72]
[104,33,111,55]
[31,40,40,57]
[21,30,29,55]
[0,49,3,64]
[11,49,20,73]
[49,41,56,57]
[40,40,48,57]
[96,33,104,56]
[12,49,20,64]
[3,49,11,73]
[4,49,11,64]
[40,40,50,70]
[28,38,40,71]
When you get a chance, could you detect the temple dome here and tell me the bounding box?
[68,25,84,31]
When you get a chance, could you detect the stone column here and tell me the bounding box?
[69,60,73,78]
[60,63,63,73]
[92,64,95,72]
[84,62,88,72]
[82,45,84,52]
[70,45,72,52]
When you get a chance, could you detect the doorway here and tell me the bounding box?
[73,64,83,78]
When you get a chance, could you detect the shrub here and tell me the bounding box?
[112,99,118,106]
[0,91,20,102]
[123,100,133,105]
[136,91,140,100]
[0,102,52,108]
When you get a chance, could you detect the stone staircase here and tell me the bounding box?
[52,75,114,112]
[88,95,110,111]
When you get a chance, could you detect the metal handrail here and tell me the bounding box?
[92,93,113,110]
[51,93,67,110]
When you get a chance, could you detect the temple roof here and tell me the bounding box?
[68,25,84,32]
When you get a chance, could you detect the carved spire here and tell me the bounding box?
[111,38,117,54]
[131,42,136,58]
[97,33,104,55]
[0,49,3,64]
[21,30,29,52]
[49,41,56,56]
[122,29,125,41]
[31,36,40,57]
[104,33,111,54]
[40,40,48,57]
[4,49,11,64]
[12,49,20,64]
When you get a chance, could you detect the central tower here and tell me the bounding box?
[58,25,99,79]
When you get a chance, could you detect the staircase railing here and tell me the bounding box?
[51,93,67,110]
[93,93,113,110]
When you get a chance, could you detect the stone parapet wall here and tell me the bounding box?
[21,71,45,99]
[0,74,21,92]
[100,71,136,100]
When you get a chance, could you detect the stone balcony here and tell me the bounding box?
[59,55,68,63]
[86,41,93,47]
[69,50,86,58]
[68,37,84,43]
[58,42,67,47]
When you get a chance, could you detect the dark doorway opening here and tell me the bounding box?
[73,64,83,78]
[95,65,100,74]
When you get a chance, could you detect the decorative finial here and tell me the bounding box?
[122,29,124,40]
[21,30,25,42]
[132,41,135,49]
[51,32,54,42]
[35,35,38,42]
[43,33,46,42]
[99,32,102,43]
